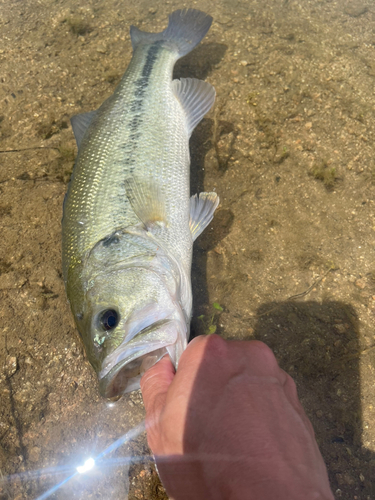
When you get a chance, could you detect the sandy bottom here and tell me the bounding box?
[0,0,374,498]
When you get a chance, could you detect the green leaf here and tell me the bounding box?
[213,302,223,311]
[197,315,205,321]
[208,325,217,334]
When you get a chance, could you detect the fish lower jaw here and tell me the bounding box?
[99,346,170,399]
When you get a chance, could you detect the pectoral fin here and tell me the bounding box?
[190,192,220,241]
[172,78,215,137]
[124,177,167,229]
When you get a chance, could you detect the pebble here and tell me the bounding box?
[5,355,17,378]
[28,446,41,463]
[96,43,107,54]
[342,472,355,485]
[334,324,346,334]
[344,5,368,17]
[355,279,366,289]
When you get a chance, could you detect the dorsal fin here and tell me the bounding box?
[172,78,215,136]
[70,110,97,149]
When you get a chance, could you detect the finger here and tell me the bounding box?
[179,334,231,372]
[179,337,284,390]
[140,355,175,421]
[236,340,284,378]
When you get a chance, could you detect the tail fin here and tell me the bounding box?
[130,9,212,57]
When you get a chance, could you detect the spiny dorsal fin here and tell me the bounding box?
[70,110,97,149]
[172,78,215,136]
[190,192,220,241]
[124,177,167,229]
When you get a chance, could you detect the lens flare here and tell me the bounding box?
[76,457,95,474]
[32,420,146,500]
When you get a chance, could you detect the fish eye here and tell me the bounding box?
[99,309,119,331]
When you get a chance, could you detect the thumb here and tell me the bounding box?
[140,355,175,425]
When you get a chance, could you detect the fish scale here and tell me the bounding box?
[62,9,219,398]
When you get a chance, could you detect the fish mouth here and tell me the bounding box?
[98,320,180,398]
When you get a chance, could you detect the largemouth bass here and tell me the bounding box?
[62,9,219,398]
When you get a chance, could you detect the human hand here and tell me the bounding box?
[141,334,334,500]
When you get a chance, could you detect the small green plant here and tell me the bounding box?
[273,145,289,164]
[65,16,92,36]
[309,161,337,189]
[37,117,69,140]
[104,71,121,84]
[56,143,76,183]
[198,302,223,335]
[58,144,76,162]
[246,92,259,106]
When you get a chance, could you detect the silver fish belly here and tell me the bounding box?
[62,9,219,398]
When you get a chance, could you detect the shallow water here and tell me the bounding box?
[1,0,375,498]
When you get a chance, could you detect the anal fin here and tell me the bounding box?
[190,192,219,241]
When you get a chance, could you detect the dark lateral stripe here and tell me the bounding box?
[120,42,162,173]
